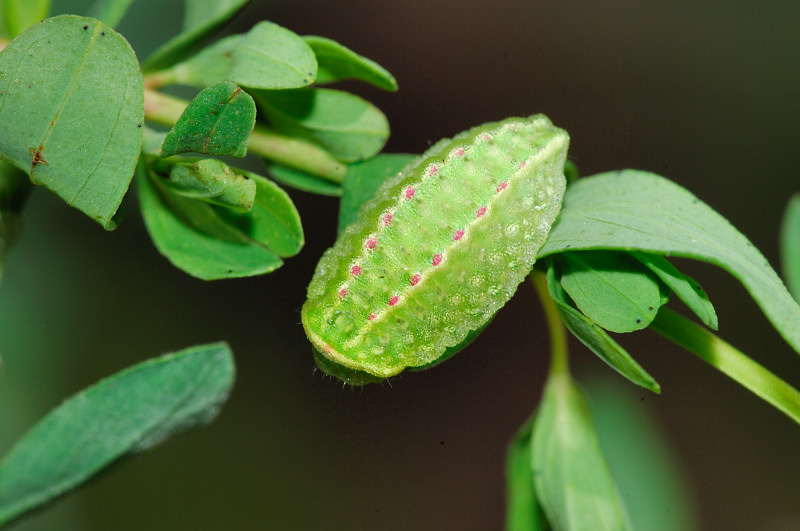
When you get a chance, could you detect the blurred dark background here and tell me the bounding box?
[1,0,799,529]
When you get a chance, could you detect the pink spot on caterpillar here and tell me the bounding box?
[366,238,378,250]
[481,133,491,141]
[453,229,465,241]
[453,147,465,157]
[476,206,487,218]
[410,274,421,286]
[382,213,393,226]
[404,187,416,199]
[338,288,348,298]
[388,295,399,306]
[368,313,376,320]
[519,161,527,169]
[428,165,439,176]
[497,181,508,192]
[432,254,443,266]
[350,265,362,276]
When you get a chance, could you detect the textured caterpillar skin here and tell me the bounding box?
[302,115,569,378]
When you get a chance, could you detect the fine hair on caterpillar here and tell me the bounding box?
[302,114,569,381]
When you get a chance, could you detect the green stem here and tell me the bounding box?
[650,307,800,426]
[143,89,347,184]
[531,269,570,379]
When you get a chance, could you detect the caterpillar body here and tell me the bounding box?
[302,114,569,379]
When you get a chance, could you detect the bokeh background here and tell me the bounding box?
[1,0,799,529]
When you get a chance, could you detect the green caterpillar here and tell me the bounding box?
[302,114,569,379]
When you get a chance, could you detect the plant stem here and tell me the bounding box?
[531,269,570,379]
[650,307,800,426]
[143,89,347,184]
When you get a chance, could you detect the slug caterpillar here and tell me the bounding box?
[302,114,569,379]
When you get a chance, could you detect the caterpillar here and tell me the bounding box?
[302,114,569,379]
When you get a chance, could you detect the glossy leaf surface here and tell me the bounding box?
[0,15,143,229]
[539,170,800,355]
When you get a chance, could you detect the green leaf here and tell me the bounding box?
[138,161,302,279]
[0,15,143,229]
[304,35,397,91]
[2,0,48,38]
[544,264,660,393]
[0,342,235,527]
[265,162,342,197]
[142,0,249,72]
[539,170,800,356]
[338,153,416,233]
[217,167,304,258]
[86,0,133,28]
[559,251,663,333]
[256,87,389,162]
[162,34,243,88]
[630,251,718,329]
[584,376,698,531]
[161,158,256,212]
[506,418,549,531]
[780,193,800,301]
[161,82,255,158]
[228,20,317,90]
[532,373,632,531]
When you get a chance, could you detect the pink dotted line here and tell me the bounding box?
[343,168,507,316]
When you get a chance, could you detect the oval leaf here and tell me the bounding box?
[780,193,800,301]
[138,161,302,279]
[559,251,663,333]
[544,264,660,393]
[142,0,249,72]
[539,170,800,356]
[0,342,235,527]
[0,15,144,229]
[161,81,255,158]
[228,20,317,90]
[304,35,397,91]
[257,87,389,162]
[532,373,632,531]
